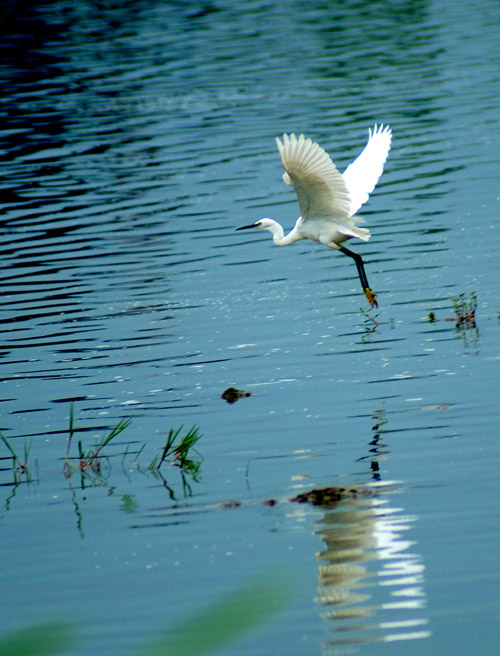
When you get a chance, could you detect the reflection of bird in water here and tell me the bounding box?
[237,125,392,307]
[298,488,430,646]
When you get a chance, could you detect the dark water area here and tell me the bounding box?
[1,1,500,654]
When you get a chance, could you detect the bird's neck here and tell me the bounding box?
[260,219,285,244]
[275,223,301,246]
[271,224,286,245]
[261,218,301,246]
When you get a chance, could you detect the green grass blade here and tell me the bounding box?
[1,434,17,460]
[174,426,202,460]
[148,455,160,472]
[23,438,33,463]
[137,574,290,656]
[69,404,75,438]
[157,426,183,470]
[94,418,133,456]
[0,620,74,656]
[104,417,133,443]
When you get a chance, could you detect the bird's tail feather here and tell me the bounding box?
[351,226,371,241]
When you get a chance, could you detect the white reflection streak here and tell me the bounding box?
[373,512,426,607]
[310,492,430,648]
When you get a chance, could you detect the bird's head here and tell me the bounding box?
[236,218,275,232]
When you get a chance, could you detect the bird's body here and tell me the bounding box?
[263,214,369,247]
[237,124,392,306]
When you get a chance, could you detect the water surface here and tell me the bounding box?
[1,1,500,654]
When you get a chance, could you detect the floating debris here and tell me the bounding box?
[216,498,279,509]
[291,486,372,507]
[423,404,452,412]
[217,500,242,509]
[221,387,252,404]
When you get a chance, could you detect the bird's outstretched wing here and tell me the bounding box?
[342,124,392,217]
[276,133,351,221]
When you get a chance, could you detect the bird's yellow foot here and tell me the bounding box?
[364,287,378,308]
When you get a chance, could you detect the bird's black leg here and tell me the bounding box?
[338,245,378,307]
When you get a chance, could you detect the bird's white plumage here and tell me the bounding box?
[342,124,392,216]
[276,124,392,225]
[275,133,351,221]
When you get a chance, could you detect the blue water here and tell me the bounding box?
[1,1,500,654]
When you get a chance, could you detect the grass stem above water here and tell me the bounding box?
[63,405,132,480]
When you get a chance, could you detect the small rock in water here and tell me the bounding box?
[221,387,252,404]
[291,487,369,507]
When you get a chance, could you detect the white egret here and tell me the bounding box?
[237,124,392,307]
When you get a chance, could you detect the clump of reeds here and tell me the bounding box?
[1,405,204,501]
[427,292,478,332]
[0,433,33,485]
[63,404,132,480]
[149,426,202,474]
[149,425,203,496]
[452,292,477,327]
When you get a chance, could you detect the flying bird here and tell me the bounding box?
[237,124,392,307]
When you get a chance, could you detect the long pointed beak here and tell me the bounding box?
[236,223,258,231]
